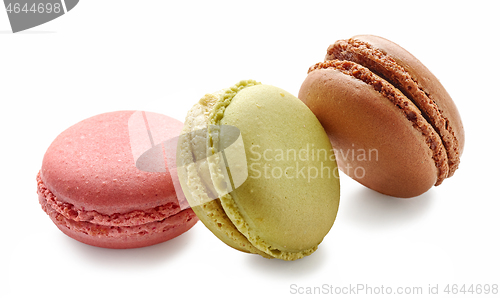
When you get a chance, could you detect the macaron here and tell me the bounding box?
[298,35,464,198]
[37,111,198,249]
[177,80,340,260]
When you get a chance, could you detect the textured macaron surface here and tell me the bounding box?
[38,111,197,248]
[180,80,340,260]
[326,35,463,179]
[299,35,464,197]
[299,67,439,197]
[213,83,340,259]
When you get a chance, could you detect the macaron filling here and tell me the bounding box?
[308,60,449,186]
[326,38,460,178]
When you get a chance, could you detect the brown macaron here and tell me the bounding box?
[298,35,464,198]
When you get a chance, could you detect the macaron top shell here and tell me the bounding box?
[40,111,183,215]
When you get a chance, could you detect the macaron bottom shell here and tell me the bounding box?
[191,202,273,258]
[38,173,198,249]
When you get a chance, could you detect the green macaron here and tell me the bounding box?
[177,80,340,261]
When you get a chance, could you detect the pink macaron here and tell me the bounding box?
[37,111,198,249]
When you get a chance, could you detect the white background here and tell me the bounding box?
[1,1,499,297]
